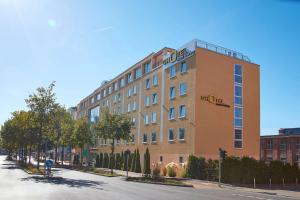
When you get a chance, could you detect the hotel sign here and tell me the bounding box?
[200,95,230,108]
[163,48,195,66]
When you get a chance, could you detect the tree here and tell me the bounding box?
[130,151,136,172]
[99,153,104,168]
[94,109,131,174]
[103,153,109,168]
[143,147,151,176]
[25,82,58,169]
[135,148,141,173]
[72,118,92,165]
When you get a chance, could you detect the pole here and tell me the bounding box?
[254,177,256,189]
[218,157,221,186]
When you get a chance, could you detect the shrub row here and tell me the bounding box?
[185,155,300,184]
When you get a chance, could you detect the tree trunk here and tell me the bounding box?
[80,148,83,166]
[61,146,64,166]
[55,145,58,164]
[29,146,32,164]
[110,139,115,174]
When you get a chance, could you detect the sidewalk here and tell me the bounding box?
[95,168,143,177]
[183,179,300,199]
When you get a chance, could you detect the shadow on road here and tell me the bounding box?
[20,176,105,190]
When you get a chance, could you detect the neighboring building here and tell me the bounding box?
[68,106,78,120]
[261,128,300,166]
[76,39,260,167]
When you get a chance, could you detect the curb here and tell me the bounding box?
[125,178,194,188]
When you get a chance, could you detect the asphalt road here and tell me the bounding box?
[0,155,297,200]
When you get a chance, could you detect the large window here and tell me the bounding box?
[120,78,125,88]
[179,82,187,96]
[144,114,149,125]
[133,85,137,95]
[135,67,142,79]
[179,105,186,118]
[168,129,174,142]
[90,106,100,123]
[266,140,273,149]
[132,100,137,111]
[127,88,131,97]
[234,64,243,148]
[152,112,157,123]
[179,128,185,141]
[144,62,151,74]
[145,79,150,89]
[180,61,187,73]
[143,133,148,144]
[169,86,175,99]
[152,93,157,104]
[127,103,131,113]
[169,107,175,120]
[127,73,132,83]
[151,132,157,143]
[170,65,176,78]
[280,140,287,150]
[153,74,158,86]
[145,96,150,107]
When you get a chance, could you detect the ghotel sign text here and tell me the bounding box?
[200,95,230,108]
[163,48,195,66]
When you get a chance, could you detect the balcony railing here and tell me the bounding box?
[195,39,251,63]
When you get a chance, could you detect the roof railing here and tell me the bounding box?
[195,39,251,63]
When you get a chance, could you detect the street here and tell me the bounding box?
[0,156,298,200]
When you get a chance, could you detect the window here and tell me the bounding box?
[153,74,158,86]
[127,73,132,83]
[169,86,175,99]
[280,140,287,150]
[108,86,112,94]
[296,141,300,149]
[235,97,242,106]
[120,78,125,88]
[152,93,157,104]
[168,129,174,141]
[152,112,157,123]
[135,67,142,79]
[145,96,150,107]
[234,129,242,148]
[169,107,175,120]
[132,100,137,111]
[179,82,187,96]
[131,134,135,144]
[234,118,242,127]
[235,64,242,76]
[96,93,101,101]
[235,85,242,97]
[103,89,106,97]
[133,85,137,95]
[145,79,150,89]
[91,97,94,104]
[179,105,186,118]
[296,155,300,163]
[143,133,148,144]
[144,62,151,74]
[151,132,157,143]
[160,156,163,162]
[179,156,184,164]
[127,103,131,113]
[113,95,117,103]
[180,61,187,73]
[118,93,121,102]
[144,114,149,125]
[266,140,273,149]
[170,65,176,78]
[132,117,136,127]
[114,82,118,91]
[179,128,185,141]
[127,88,131,97]
[90,106,100,123]
[235,107,242,119]
[235,75,242,85]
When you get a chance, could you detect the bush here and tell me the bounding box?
[130,150,136,172]
[152,166,160,179]
[103,153,109,168]
[135,149,141,173]
[167,166,176,177]
[185,155,207,179]
[95,155,100,167]
[162,167,167,176]
[143,148,151,176]
[99,153,103,168]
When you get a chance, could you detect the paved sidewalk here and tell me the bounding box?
[184,179,300,199]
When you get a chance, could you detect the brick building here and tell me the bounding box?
[261,128,300,166]
[75,39,260,167]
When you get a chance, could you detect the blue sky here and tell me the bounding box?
[0,0,299,135]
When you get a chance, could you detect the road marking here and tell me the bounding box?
[232,193,273,200]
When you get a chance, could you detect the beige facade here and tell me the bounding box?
[76,39,260,167]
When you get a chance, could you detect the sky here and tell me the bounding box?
[0,0,299,135]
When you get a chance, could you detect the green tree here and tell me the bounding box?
[135,148,141,173]
[25,82,58,169]
[72,118,92,165]
[103,153,109,168]
[94,109,131,174]
[130,151,136,172]
[143,147,151,176]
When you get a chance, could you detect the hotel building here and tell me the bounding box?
[261,128,300,167]
[75,39,260,166]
